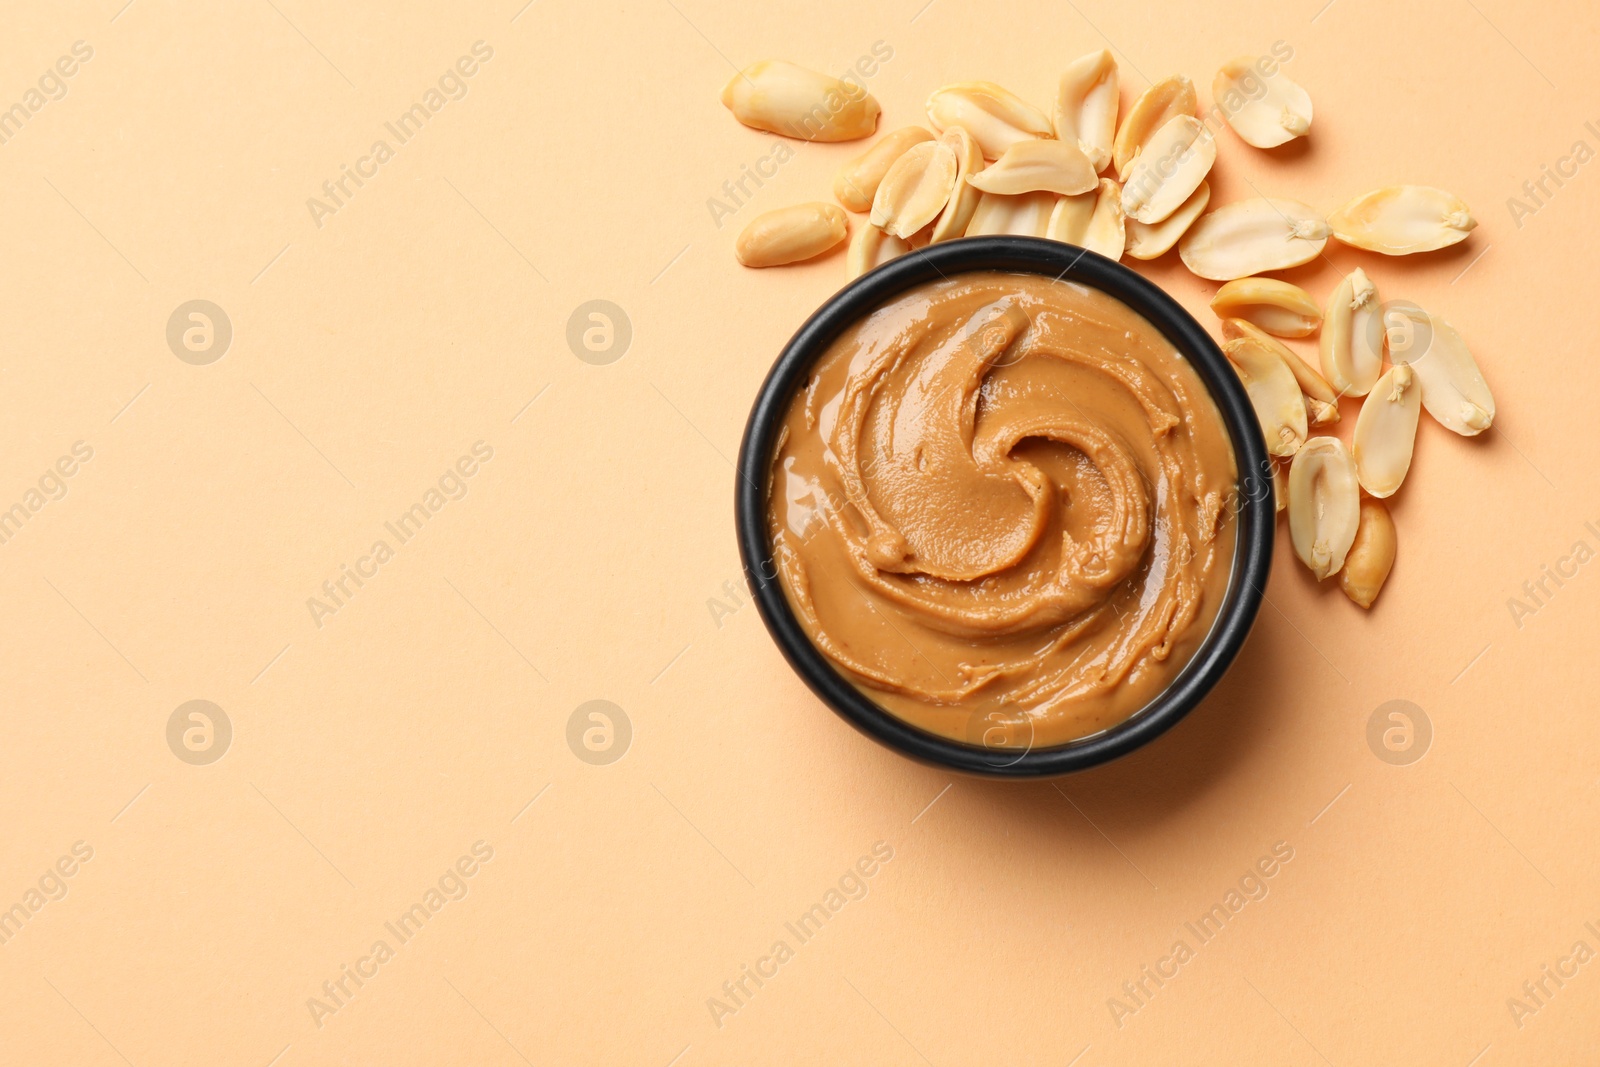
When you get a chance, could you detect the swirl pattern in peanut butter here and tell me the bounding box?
[769,272,1237,748]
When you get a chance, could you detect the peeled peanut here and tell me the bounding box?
[1213,58,1312,149]
[926,82,1053,160]
[1179,198,1330,281]
[1047,179,1124,258]
[1320,268,1383,397]
[930,125,985,243]
[846,223,909,279]
[1126,181,1209,260]
[1113,75,1197,179]
[1222,319,1340,426]
[735,203,848,267]
[721,60,880,142]
[1121,115,1216,224]
[834,126,936,213]
[966,190,1056,237]
[1223,331,1308,457]
[1054,50,1118,172]
[1288,436,1360,580]
[1209,278,1322,338]
[871,139,958,239]
[1384,301,1495,435]
[1341,498,1396,608]
[1353,364,1420,497]
[1084,180,1126,259]
[1329,186,1477,255]
[1046,189,1094,245]
[966,139,1097,196]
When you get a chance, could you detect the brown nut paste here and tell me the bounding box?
[768,271,1238,748]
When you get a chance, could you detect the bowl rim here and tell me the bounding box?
[733,236,1275,778]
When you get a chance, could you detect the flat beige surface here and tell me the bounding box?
[1,1,1595,1064]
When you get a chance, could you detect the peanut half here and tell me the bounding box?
[1209,277,1322,338]
[1384,301,1495,435]
[1319,268,1383,397]
[966,190,1056,237]
[1112,74,1197,180]
[846,223,910,279]
[1047,179,1124,259]
[735,202,849,267]
[1288,436,1360,580]
[1179,197,1330,281]
[1054,49,1119,172]
[870,139,958,239]
[1121,115,1216,225]
[1046,188,1094,244]
[1340,498,1396,609]
[1125,181,1210,260]
[721,60,880,142]
[930,126,985,242]
[1352,363,1421,498]
[1222,318,1340,425]
[1223,330,1308,456]
[926,82,1053,160]
[834,126,935,213]
[1213,57,1312,149]
[966,138,1098,196]
[1328,186,1477,255]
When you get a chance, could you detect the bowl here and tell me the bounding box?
[734,237,1274,777]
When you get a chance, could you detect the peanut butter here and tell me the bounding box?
[768,271,1237,748]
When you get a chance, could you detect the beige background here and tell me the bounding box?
[1,0,1595,1063]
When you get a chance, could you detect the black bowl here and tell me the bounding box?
[734,237,1274,777]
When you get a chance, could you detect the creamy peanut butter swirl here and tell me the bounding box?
[769,272,1237,747]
